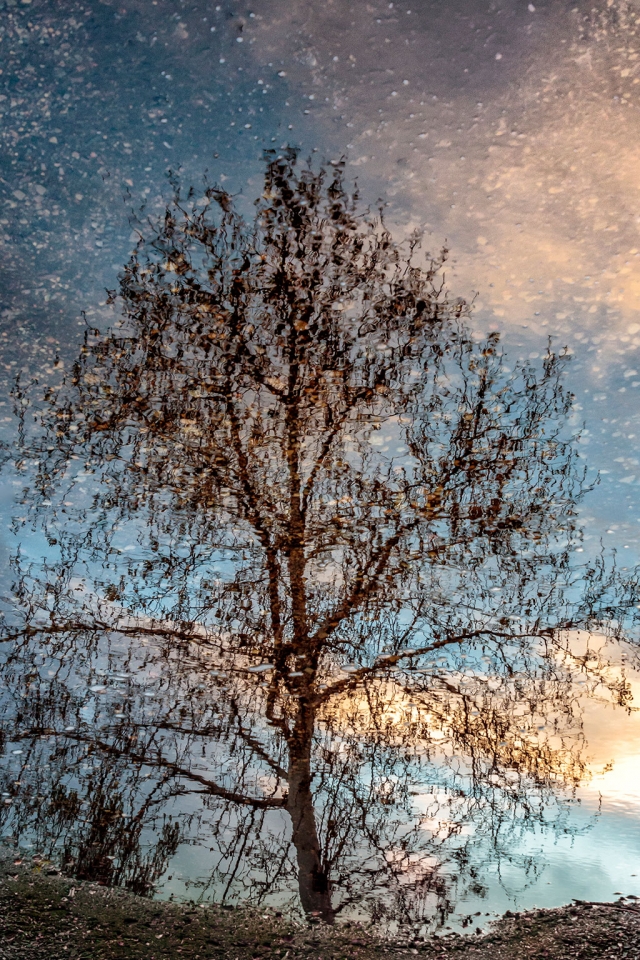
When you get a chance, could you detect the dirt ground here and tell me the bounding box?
[1,853,640,960]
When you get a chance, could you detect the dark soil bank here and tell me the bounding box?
[1,854,640,960]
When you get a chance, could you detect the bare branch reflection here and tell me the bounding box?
[2,151,639,928]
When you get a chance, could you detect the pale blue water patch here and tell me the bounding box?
[68,761,640,932]
[448,795,640,931]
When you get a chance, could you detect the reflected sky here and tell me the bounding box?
[3,0,640,537]
[3,0,640,931]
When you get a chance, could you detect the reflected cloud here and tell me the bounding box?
[246,0,640,338]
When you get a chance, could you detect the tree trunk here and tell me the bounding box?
[286,741,334,923]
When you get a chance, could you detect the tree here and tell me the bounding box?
[2,150,638,925]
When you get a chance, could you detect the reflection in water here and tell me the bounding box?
[1,153,639,929]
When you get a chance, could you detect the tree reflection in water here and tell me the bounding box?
[1,151,639,928]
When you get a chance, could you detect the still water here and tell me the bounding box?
[2,0,640,936]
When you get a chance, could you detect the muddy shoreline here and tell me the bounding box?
[1,853,640,960]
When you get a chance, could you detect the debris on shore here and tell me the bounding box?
[1,853,639,960]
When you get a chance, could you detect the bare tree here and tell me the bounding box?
[2,150,638,925]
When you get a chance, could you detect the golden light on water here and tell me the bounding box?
[581,673,640,809]
[321,636,640,815]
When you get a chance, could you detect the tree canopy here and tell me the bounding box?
[2,151,639,927]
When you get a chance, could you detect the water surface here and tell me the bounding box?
[2,0,640,936]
